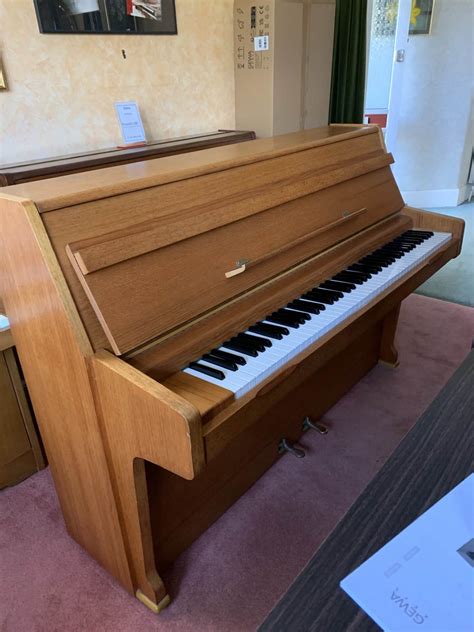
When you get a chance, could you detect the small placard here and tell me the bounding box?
[114,101,146,145]
[254,35,269,51]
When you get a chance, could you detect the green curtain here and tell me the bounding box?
[329,0,368,124]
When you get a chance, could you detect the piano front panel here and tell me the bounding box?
[67,167,403,354]
[41,126,393,354]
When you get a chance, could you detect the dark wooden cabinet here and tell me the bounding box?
[0,130,256,186]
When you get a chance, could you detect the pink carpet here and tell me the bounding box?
[1,295,473,632]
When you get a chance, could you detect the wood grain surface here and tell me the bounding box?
[259,350,474,632]
[1,126,373,212]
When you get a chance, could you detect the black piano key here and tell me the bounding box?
[302,289,338,304]
[311,286,345,300]
[321,280,355,293]
[377,248,404,259]
[189,362,225,380]
[334,272,365,285]
[399,237,423,245]
[379,244,406,253]
[210,348,247,366]
[391,239,417,247]
[371,251,396,262]
[266,313,301,329]
[349,263,381,274]
[223,340,259,357]
[396,235,423,243]
[360,256,391,268]
[249,323,289,339]
[391,243,416,252]
[237,332,272,348]
[202,354,238,371]
[406,230,433,238]
[233,335,266,353]
[288,299,321,314]
[280,308,311,322]
[394,236,423,244]
[296,297,326,310]
[342,268,371,280]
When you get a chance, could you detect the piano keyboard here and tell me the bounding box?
[183,230,451,398]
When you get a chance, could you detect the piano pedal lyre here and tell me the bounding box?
[278,438,306,458]
[302,416,329,434]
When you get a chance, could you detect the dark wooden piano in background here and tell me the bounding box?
[0,125,464,613]
[0,129,256,185]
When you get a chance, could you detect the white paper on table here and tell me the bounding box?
[0,314,9,330]
[341,474,474,631]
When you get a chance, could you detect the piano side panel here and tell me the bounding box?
[0,194,133,594]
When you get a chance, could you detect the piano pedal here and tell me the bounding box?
[278,438,305,458]
[302,416,328,434]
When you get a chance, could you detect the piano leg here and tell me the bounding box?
[379,303,401,368]
[100,449,170,612]
[91,351,205,614]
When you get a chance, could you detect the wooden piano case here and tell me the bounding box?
[0,126,464,613]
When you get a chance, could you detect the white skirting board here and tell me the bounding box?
[402,186,470,208]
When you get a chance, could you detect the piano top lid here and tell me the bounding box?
[2,125,377,213]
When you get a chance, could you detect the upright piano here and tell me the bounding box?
[0,125,464,613]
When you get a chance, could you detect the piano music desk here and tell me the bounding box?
[0,126,464,612]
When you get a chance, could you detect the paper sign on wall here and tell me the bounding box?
[114,101,147,145]
[254,35,269,51]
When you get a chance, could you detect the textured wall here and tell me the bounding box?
[0,0,235,164]
[392,0,473,201]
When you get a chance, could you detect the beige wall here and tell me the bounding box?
[0,0,236,165]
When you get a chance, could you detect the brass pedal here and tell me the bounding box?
[278,438,305,458]
[302,416,328,434]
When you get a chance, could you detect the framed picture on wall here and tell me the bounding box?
[409,0,435,35]
[33,0,177,35]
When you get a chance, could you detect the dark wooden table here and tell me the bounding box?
[259,350,474,631]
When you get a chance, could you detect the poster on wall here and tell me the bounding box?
[33,0,176,34]
[409,0,435,35]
